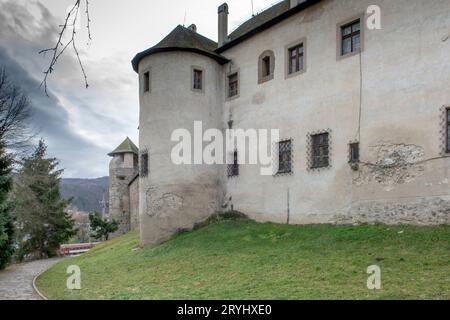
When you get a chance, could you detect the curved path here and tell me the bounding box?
[0,258,62,300]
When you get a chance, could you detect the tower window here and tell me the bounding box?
[277,139,292,174]
[349,142,360,163]
[311,133,329,169]
[228,72,239,98]
[341,19,361,56]
[288,43,304,74]
[227,150,239,177]
[140,152,149,177]
[143,71,150,93]
[193,69,203,91]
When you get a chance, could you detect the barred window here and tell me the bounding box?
[341,19,361,55]
[349,142,360,163]
[278,139,292,174]
[140,152,149,177]
[228,73,238,98]
[447,108,450,153]
[227,150,239,177]
[311,133,329,168]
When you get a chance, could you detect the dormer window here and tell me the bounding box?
[258,50,275,84]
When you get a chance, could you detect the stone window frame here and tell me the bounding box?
[285,38,307,79]
[141,67,151,94]
[336,13,365,61]
[191,66,205,94]
[258,50,275,84]
[226,68,240,101]
[307,129,333,171]
[140,150,149,177]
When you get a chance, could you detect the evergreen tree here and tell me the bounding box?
[0,143,14,269]
[89,212,118,241]
[13,140,76,259]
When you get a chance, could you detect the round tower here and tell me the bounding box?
[132,25,228,245]
[108,137,139,236]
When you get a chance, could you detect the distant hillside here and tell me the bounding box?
[61,177,109,214]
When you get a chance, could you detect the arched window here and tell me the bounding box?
[258,50,275,84]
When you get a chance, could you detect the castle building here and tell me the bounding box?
[108,137,140,235]
[112,0,450,244]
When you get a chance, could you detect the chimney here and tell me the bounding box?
[188,24,197,33]
[218,3,229,47]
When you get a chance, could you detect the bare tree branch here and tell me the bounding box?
[0,68,34,153]
[39,0,92,96]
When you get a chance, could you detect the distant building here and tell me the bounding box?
[111,0,450,244]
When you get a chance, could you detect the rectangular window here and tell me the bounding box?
[228,73,239,98]
[140,152,149,177]
[288,44,304,74]
[193,69,203,91]
[278,139,292,174]
[447,108,450,153]
[143,71,150,92]
[341,20,361,55]
[349,142,360,163]
[311,133,329,168]
[262,56,271,77]
[228,150,239,177]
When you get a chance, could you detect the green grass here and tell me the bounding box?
[37,220,450,300]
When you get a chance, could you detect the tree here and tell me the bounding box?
[0,143,14,269]
[0,68,33,269]
[13,140,76,260]
[89,212,118,241]
[0,68,33,151]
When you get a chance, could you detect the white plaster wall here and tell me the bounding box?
[138,51,224,245]
[221,0,450,224]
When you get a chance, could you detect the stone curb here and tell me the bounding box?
[32,268,49,300]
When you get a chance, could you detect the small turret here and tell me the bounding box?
[108,137,139,236]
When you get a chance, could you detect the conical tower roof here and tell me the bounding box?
[108,137,138,156]
[132,25,229,73]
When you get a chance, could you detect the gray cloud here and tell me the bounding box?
[0,0,139,178]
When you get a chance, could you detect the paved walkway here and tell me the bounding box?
[0,258,63,300]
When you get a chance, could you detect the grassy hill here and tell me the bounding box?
[37,219,450,300]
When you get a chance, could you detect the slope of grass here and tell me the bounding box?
[37,220,450,300]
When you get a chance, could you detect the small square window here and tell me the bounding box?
[228,73,239,98]
[143,71,150,92]
[193,69,203,91]
[311,133,329,169]
[278,139,292,174]
[341,20,361,56]
[140,152,149,177]
[349,142,360,163]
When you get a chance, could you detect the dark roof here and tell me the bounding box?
[132,25,229,72]
[216,0,322,53]
[108,137,139,156]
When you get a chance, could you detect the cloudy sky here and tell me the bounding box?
[0,0,280,178]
